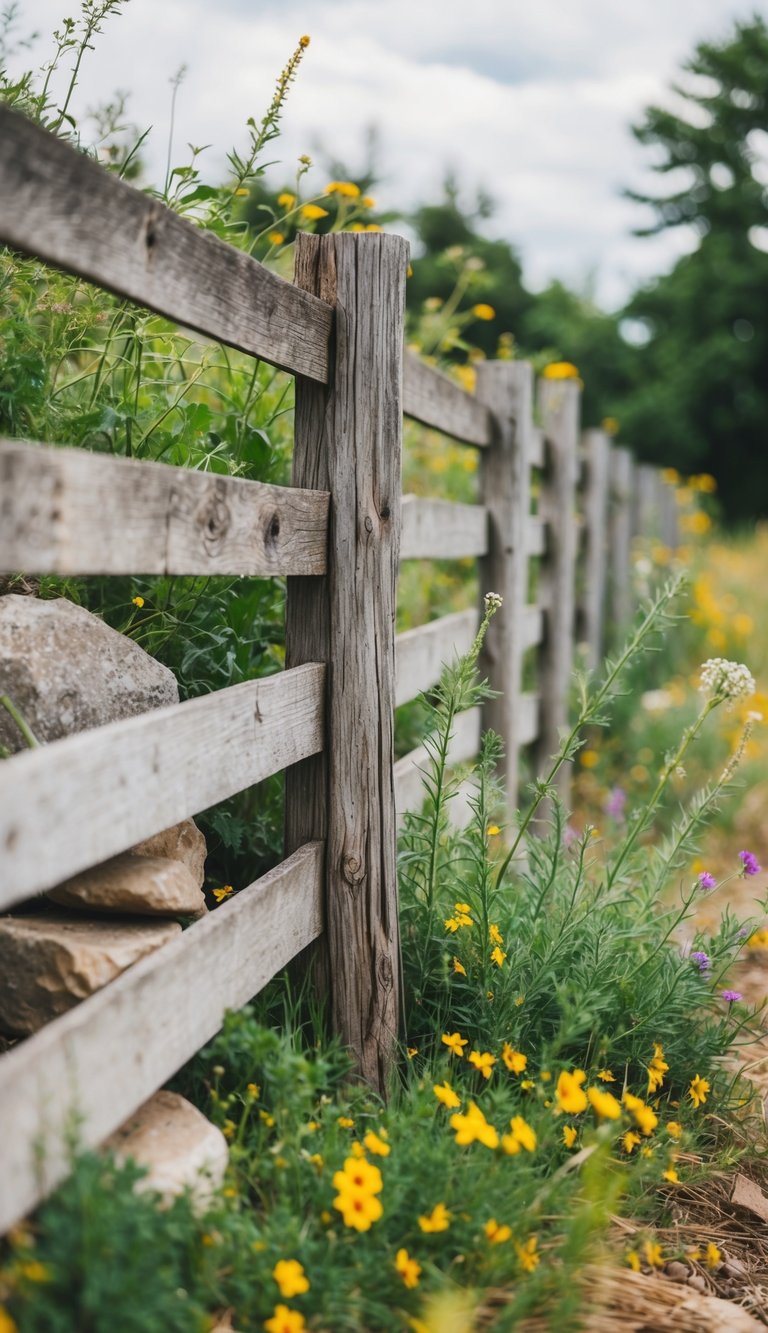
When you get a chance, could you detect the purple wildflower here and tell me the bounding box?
[604,786,627,820]
[691,950,711,972]
[737,927,749,941]
[739,850,761,877]
[721,989,743,1003]
[563,824,579,849]
[697,871,716,890]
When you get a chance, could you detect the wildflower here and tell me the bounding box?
[516,1236,540,1272]
[490,946,506,968]
[395,1248,421,1289]
[489,924,504,945]
[442,1032,468,1058]
[623,1093,658,1136]
[309,1153,323,1169]
[325,180,361,198]
[689,1074,710,1108]
[468,1050,496,1079]
[644,1241,664,1268]
[299,34,310,47]
[455,900,472,914]
[484,591,503,612]
[433,1081,461,1109]
[484,1218,512,1244]
[691,950,711,972]
[647,1044,669,1095]
[300,204,328,220]
[472,303,495,320]
[131,595,145,608]
[246,1083,260,1099]
[580,748,599,768]
[555,1069,588,1115]
[697,871,716,890]
[597,1069,616,1082]
[444,917,460,932]
[602,416,619,435]
[604,786,627,819]
[661,468,679,484]
[213,885,234,903]
[222,1119,236,1139]
[562,1125,578,1148]
[626,1250,641,1271]
[17,1261,50,1283]
[407,1047,418,1058]
[418,1202,451,1233]
[361,195,376,208]
[277,192,296,208]
[332,1185,383,1232]
[520,1078,534,1090]
[337,1116,354,1128]
[542,360,580,380]
[502,1115,537,1154]
[515,994,525,1007]
[587,1086,622,1120]
[666,1122,682,1139]
[698,658,755,704]
[333,1156,383,1196]
[235,187,249,197]
[487,824,501,837]
[501,1043,527,1075]
[663,1167,679,1183]
[449,1100,499,1149]
[364,1130,390,1157]
[622,1131,641,1154]
[721,989,743,1003]
[706,1242,721,1269]
[264,1306,306,1333]
[273,1260,310,1298]
[453,957,466,976]
[268,231,285,246]
[739,849,761,877]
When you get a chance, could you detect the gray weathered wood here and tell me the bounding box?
[395,609,478,707]
[0,663,324,908]
[0,842,323,1235]
[535,378,580,801]
[526,517,548,558]
[475,361,535,816]
[530,427,545,469]
[522,605,545,650]
[659,476,680,548]
[394,706,481,822]
[0,439,329,576]
[400,496,488,561]
[284,232,407,1093]
[519,692,540,746]
[403,353,493,447]
[580,429,611,668]
[0,106,332,382]
[608,445,634,634]
[633,462,660,542]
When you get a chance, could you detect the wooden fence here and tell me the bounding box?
[0,105,677,1232]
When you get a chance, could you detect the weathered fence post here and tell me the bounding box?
[284,232,408,1094]
[659,476,680,549]
[536,377,580,806]
[475,360,534,818]
[579,428,610,669]
[633,462,660,542]
[608,445,633,635]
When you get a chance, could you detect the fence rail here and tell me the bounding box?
[0,106,678,1233]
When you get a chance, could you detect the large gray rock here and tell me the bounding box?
[0,595,178,753]
[104,1090,228,1209]
[0,912,180,1035]
[131,819,207,890]
[47,852,206,917]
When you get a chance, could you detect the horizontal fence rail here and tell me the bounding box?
[0,441,330,577]
[0,663,324,907]
[395,609,479,707]
[0,842,323,1235]
[394,705,482,822]
[403,353,493,447]
[0,106,332,382]
[400,495,488,561]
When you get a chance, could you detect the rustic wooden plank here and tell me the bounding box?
[0,440,329,577]
[395,609,478,707]
[659,475,680,549]
[580,429,611,668]
[609,445,634,632]
[522,604,544,651]
[530,427,545,469]
[476,361,536,817]
[0,842,323,1235]
[632,463,660,542]
[400,495,488,561]
[519,691,540,746]
[0,106,331,382]
[526,517,548,558]
[0,663,324,908]
[535,378,580,801]
[394,706,482,823]
[403,353,493,447]
[284,233,407,1093]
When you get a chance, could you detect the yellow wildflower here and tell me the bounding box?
[663,1168,679,1183]
[325,180,361,198]
[332,1185,383,1232]
[364,1130,390,1157]
[644,1240,664,1268]
[468,1050,496,1079]
[501,1043,527,1075]
[489,924,504,946]
[131,595,144,608]
[521,1078,535,1091]
[626,1250,641,1271]
[490,946,507,968]
[264,1306,306,1333]
[267,231,285,246]
[213,885,234,903]
[623,1092,658,1136]
[562,1125,578,1149]
[337,1116,354,1128]
[234,187,249,197]
[487,823,501,836]
[18,1261,50,1283]
[300,204,328,220]
[309,1153,323,1169]
[661,467,679,484]
[647,1043,669,1094]
[555,1069,588,1115]
[395,1247,421,1289]
[444,917,460,932]
[433,1081,461,1109]
[472,303,495,320]
[361,195,376,208]
[622,1130,641,1154]
[333,1156,383,1196]
[246,1083,260,1100]
[580,748,599,768]
[0,1310,18,1333]
[442,1031,468,1058]
[689,1074,710,1108]
[299,34,310,47]
[277,192,296,208]
[542,361,579,380]
[407,1047,418,1059]
[602,417,619,435]
[706,1242,721,1269]
[597,1068,615,1081]
[484,1218,511,1244]
[418,1202,451,1233]
[666,1122,682,1139]
[516,1236,539,1272]
[449,1100,499,1149]
[273,1260,310,1299]
[501,1115,537,1154]
[587,1086,622,1120]
[453,957,466,975]
[364,223,382,232]
[222,1119,236,1139]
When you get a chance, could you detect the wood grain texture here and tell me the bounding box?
[395,609,478,707]
[403,353,493,447]
[609,445,634,633]
[580,429,610,668]
[535,378,580,801]
[0,663,324,908]
[632,463,661,542]
[526,517,548,558]
[394,706,482,823]
[529,427,545,469]
[0,842,323,1235]
[400,495,488,561]
[284,232,407,1092]
[476,361,536,816]
[0,107,331,381]
[0,439,329,576]
[659,477,679,549]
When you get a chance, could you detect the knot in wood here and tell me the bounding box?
[342,852,365,889]
[376,954,394,992]
[364,515,374,534]
[198,488,231,552]
[264,511,281,548]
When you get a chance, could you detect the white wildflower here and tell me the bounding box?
[484,592,503,612]
[641,688,674,713]
[698,658,755,704]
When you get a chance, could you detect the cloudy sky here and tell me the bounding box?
[13,0,768,307]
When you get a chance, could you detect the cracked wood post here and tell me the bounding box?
[475,360,534,818]
[535,376,580,810]
[608,445,633,637]
[284,231,408,1094]
[580,428,610,670]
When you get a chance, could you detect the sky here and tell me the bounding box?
[11,0,768,308]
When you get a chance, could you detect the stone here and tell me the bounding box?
[0,911,180,1035]
[131,820,207,890]
[731,1172,768,1223]
[665,1261,690,1281]
[103,1090,228,1210]
[47,852,206,917]
[0,595,178,753]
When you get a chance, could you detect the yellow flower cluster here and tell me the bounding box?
[332,1155,384,1232]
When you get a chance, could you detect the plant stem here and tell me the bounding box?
[0,694,39,748]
